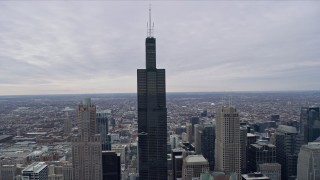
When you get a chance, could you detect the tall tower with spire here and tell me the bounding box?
[137,7,167,180]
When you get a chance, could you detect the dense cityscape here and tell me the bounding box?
[1,3,320,180]
[1,91,320,180]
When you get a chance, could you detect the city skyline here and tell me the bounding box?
[1,1,320,95]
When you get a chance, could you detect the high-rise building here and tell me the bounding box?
[171,148,184,180]
[72,98,102,180]
[102,151,121,180]
[200,124,215,171]
[64,112,72,135]
[0,164,16,180]
[275,125,301,180]
[300,107,320,143]
[297,142,320,180]
[170,134,180,149]
[258,163,281,180]
[194,124,202,154]
[190,116,200,136]
[62,163,73,180]
[137,9,167,180]
[182,155,209,180]
[215,106,241,178]
[247,142,276,173]
[22,162,48,180]
[186,123,193,143]
[96,111,111,151]
[240,127,247,174]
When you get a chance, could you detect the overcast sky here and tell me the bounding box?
[0,1,319,95]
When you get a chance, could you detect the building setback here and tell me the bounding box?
[137,9,167,180]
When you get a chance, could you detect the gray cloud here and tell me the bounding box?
[0,1,319,95]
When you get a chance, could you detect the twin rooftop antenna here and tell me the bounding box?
[147,5,154,37]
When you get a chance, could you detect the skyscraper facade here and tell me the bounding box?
[102,151,121,180]
[201,124,215,171]
[64,112,72,135]
[72,98,102,180]
[240,126,247,174]
[297,142,320,180]
[137,11,167,180]
[96,111,111,151]
[247,142,276,173]
[300,107,320,143]
[275,125,301,180]
[215,106,241,178]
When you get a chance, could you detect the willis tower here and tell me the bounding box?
[137,7,167,180]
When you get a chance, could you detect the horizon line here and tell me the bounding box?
[1,90,320,97]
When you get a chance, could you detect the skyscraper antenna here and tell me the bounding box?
[147,4,153,37]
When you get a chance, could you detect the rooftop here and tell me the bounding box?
[22,162,47,173]
[185,155,208,164]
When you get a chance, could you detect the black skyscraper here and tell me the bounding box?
[137,9,167,180]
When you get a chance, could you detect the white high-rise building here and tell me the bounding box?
[297,142,320,180]
[170,134,180,149]
[215,106,240,178]
[72,98,102,180]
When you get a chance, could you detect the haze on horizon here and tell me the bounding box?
[0,1,319,95]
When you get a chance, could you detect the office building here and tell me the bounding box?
[102,151,121,180]
[240,126,247,174]
[300,107,320,143]
[190,116,200,136]
[194,124,202,154]
[137,9,167,180]
[72,98,102,180]
[48,174,64,180]
[96,111,111,151]
[186,123,193,143]
[182,155,209,180]
[64,112,72,135]
[258,163,281,180]
[22,162,48,180]
[200,124,215,171]
[275,125,301,180]
[171,148,184,180]
[62,163,73,180]
[247,142,276,173]
[215,106,241,178]
[297,142,320,180]
[0,164,16,180]
[170,134,180,149]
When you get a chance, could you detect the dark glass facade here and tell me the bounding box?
[200,124,215,171]
[102,151,121,180]
[96,112,111,151]
[137,37,167,180]
[300,107,320,143]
